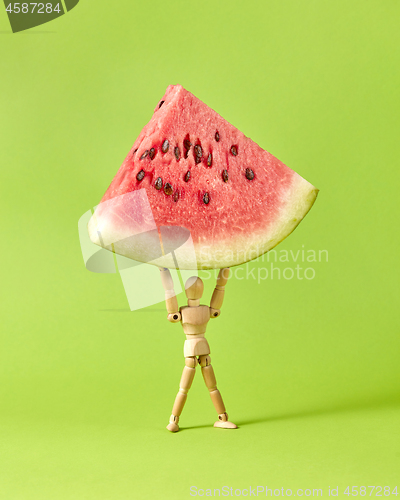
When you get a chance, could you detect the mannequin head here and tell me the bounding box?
[185,276,204,303]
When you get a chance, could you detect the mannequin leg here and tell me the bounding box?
[199,355,237,429]
[166,356,197,432]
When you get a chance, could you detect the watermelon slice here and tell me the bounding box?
[88,85,318,270]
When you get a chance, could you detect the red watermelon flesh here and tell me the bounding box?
[88,85,318,269]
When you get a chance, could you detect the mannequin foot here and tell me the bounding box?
[166,415,180,432]
[214,420,238,429]
[214,412,238,429]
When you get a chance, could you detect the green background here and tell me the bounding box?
[1,0,399,498]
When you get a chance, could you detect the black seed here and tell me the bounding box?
[183,138,191,150]
[164,182,173,195]
[173,191,179,202]
[194,144,203,158]
[194,145,203,164]
[230,145,238,156]
[184,170,191,182]
[174,146,180,161]
[215,131,220,142]
[207,153,212,167]
[159,100,165,108]
[222,169,229,182]
[155,177,163,190]
[203,192,210,204]
[140,150,149,160]
[136,169,145,181]
[162,140,169,153]
[245,168,255,180]
[133,148,138,154]
[149,147,156,160]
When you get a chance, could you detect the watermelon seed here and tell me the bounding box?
[149,148,156,160]
[222,169,229,182]
[183,137,191,159]
[245,168,255,180]
[184,170,191,182]
[215,131,220,142]
[174,146,181,161]
[207,153,213,167]
[155,177,163,190]
[164,183,173,196]
[159,100,165,108]
[230,145,238,156]
[136,169,145,181]
[133,148,138,154]
[203,192,210,204]
[194,144,203,164]
[140,150,149,160]
[173,191,179,202]
[162,140,169,153]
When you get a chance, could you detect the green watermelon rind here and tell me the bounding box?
[190,173,319,269]
[88,174,318,270]
[88,83,319,270]
[256,176,319,258]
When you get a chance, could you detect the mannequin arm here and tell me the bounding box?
[210,268,230,318]
[159,268,181,323]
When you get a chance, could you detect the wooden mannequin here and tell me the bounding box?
[160,267,237,432]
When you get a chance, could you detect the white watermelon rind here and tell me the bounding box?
[88,174,318,270]
[191,173,319,269]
